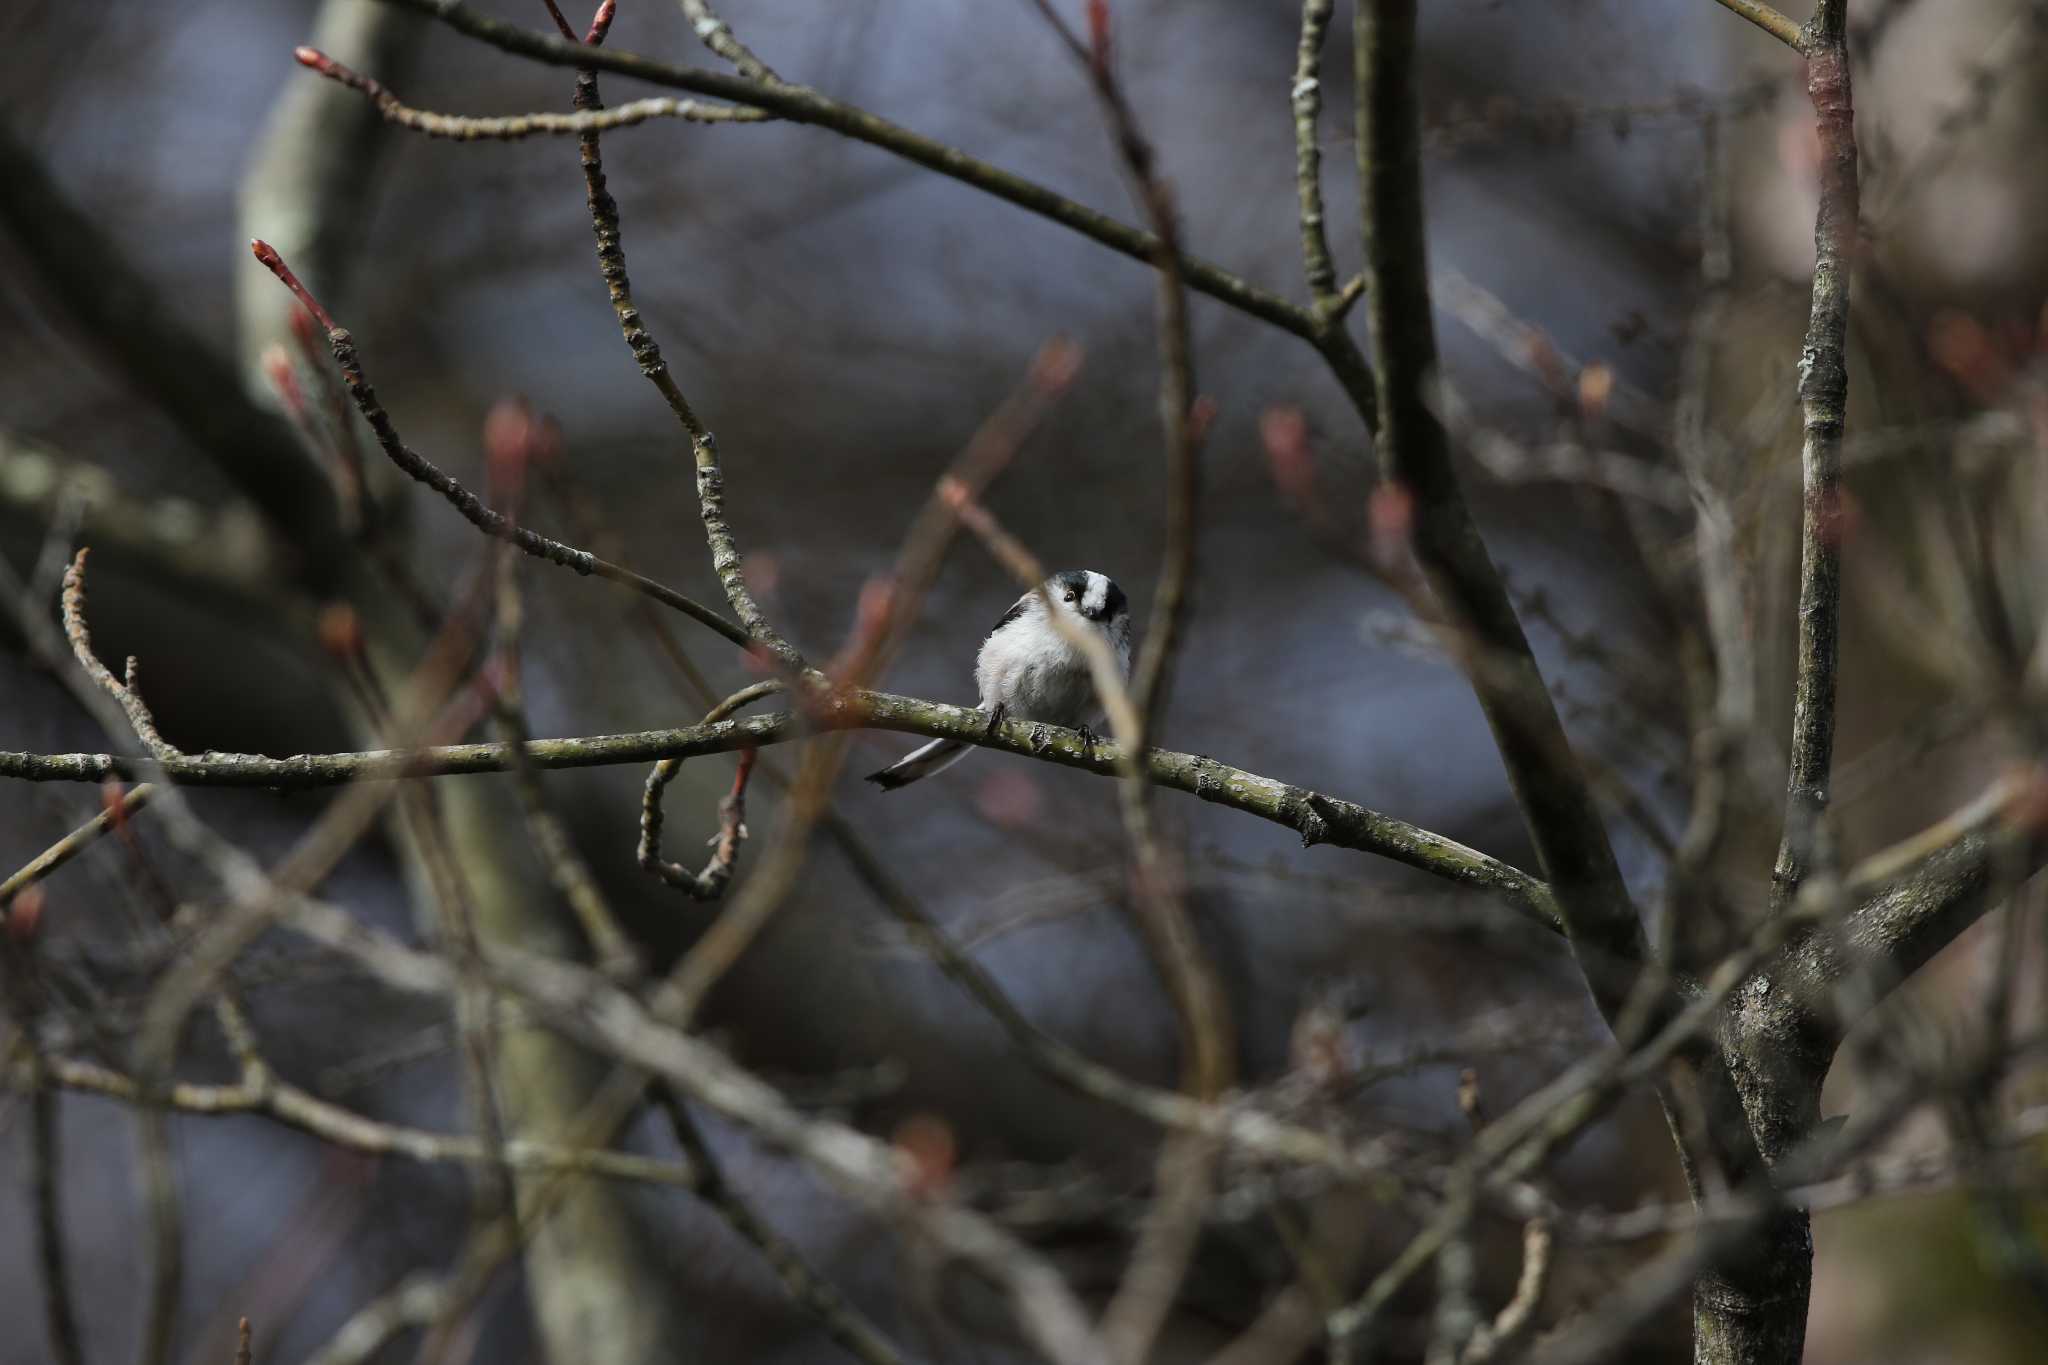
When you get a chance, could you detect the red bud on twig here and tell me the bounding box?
[1259,405,1317,506]
[892,1113,957,1198]
[317,603,364,661]
[250,240,339,333]
[6,885,46,944]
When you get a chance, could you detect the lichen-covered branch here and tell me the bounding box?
[1766,0,1858,916]
[1709,0,1803,48]
[1291,0,1341,309]
[637,684,775,900]
[0,688,1561,931]
[565,43,801,669]
[0,782,154,908]
[31,1055,698,1188]
[295,44,767,135]
[1692,7,1858,1363]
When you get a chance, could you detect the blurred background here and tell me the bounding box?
[1,1,2045,1361]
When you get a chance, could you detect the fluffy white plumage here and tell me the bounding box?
[866,569,1132,791]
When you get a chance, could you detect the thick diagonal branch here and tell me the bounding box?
[1353,0,1640,1017]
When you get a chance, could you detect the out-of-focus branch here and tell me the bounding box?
[0,125,347,580]
[301,1273,447,1365]
[480,471,643,976]
[1291,0,1342,311]
[1330,864,1860,1356]
[282,897,1115,1365]
[1456,1219,1551,1364]
[235,0,419,404]
[0,431,288,609]
[29,1054,699,1187]
[4,961,85,1365]
[1779,770,2048,1033]
[0,783,154,908]
[1710,0,1804,47]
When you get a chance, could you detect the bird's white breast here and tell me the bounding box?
[976,607,1106,727]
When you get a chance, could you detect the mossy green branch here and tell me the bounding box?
[0,688,1559,933]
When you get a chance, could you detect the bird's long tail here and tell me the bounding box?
[864,737,972,791]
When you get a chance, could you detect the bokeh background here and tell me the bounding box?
[2,1,2045,1361]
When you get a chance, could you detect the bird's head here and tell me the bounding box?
[1046,569,1127,626]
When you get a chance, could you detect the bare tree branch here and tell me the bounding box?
[295,43,767,134]
[248,240,751,650]
[0,688,1561,927]
[373,0,1320,339]
[1767,0,1858,916]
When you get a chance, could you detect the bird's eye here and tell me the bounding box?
[1064,591,1077,603]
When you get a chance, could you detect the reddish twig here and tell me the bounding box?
[638,684,778,900]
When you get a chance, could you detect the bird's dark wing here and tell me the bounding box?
[987,592,1032,638]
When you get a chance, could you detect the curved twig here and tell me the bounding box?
[638,682,778,899]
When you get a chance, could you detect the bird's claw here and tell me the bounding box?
[984,703,1008,740]
[1075,724,1099,756]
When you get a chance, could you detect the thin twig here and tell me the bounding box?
[676,0,783,83]
[296,44,767,134]
[567,49,802,669]
[1767,0,1859,915]
[638,684,776,898]
[0,782,155,908]
[280,896,1115,1365]
[11,997,85,1365]
[61,551,179,763]
[376,0,1321,339]
[30,1052,702,1187]
[1710,0,1804,47]
[1457,1219,1552,1363]
[653,1087,907,1365]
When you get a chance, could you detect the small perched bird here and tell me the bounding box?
[866,569,1132,791]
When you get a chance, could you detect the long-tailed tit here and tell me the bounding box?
[865,569,1132,791]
